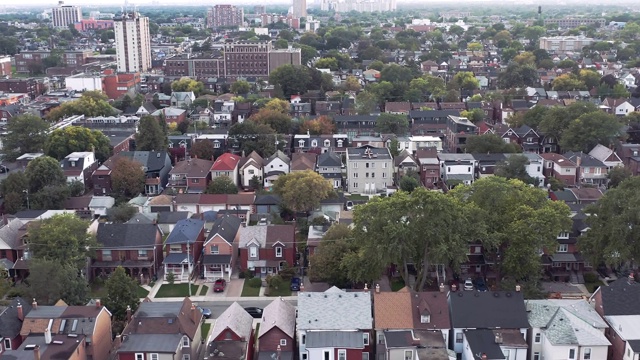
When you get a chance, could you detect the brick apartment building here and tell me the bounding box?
[163,53,225,77]
[0,78,45,100]
[74,18,114,31]
[15,49,93,74]
[0,56,11,78]
[207,5,244,28]
[102,69,140,99]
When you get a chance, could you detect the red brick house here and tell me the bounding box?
[202,216,242,281]
[209,302,255,360]
[102,70,140,100]
[540,153,578,186]
[152,107,188,124]
[163,218,206,282]
[415,147,440,189]
[168,158,215,194]
[211,153,241,187]
[238,225,296,278]
[258,298,296,360]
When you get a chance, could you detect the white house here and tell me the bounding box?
[263,150,290,189]
[437,153,475,186]
[239,151,264,189]
[408,136,443,152]
[61,151,97,186]
[527,299,610,360]
[589,143,624,169]
[504,153,545,187]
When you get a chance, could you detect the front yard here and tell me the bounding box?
[241,278,261,296]
[266,286,291,297]
[201,323,212,341]
[90,283,149,299]
[155,284,199,298]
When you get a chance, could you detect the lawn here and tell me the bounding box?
[137,287,150,298]
[90,284,149,299]
[155,284,199,298]
[241,280,261,297]
[585,282,602,294]
[197,285,209,296]
[266,286,291,297]
[347,194,369,201]
[201,323,212,341]
[390,278,406,292]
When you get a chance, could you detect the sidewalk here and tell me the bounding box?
[151,295,298,302]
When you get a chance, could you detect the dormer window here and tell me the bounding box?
[337,140,343,147]
[324,139,331,147]
[214,141,220,149]
[311,140,318,147]
[275,247,283,257]
[420,314,430,323]
[70,161,76,167]
[182,336,190,347]
[299,140,305,147]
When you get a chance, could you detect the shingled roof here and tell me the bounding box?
[96,223,158,247]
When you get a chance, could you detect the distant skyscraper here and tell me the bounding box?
[114,11,151,73]
[207,5,244,28]
[51,1,82,28]
[292,0,307,18]
[254,5,266,15]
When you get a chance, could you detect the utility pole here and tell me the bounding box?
[187,240,192,297]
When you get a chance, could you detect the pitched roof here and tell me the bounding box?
[208,216,242,245]
[239,151,263,170]
[412,291,450,330]
[373,288,414,329]
[563,151,606,168]
[317,152,342,167]
[254,194,281,205]
[118,333,182,353]
[211,302,253,340]
[126,299,201,339]
[238,225,268,248]
[297,288,372,331]
[264,150,290,166]
[165,218,205,244]
[589,144,621,163]
[540,153,576,166]
[291,152,317,171]
[598,277,640,316]
[211,153,240,171]
[266,225,295,248]
[258,298,296,339]
[449,291,529,329]
[96,223,158,247]
[0,218,24,250]
[109,151,169,172]
[170,158,215,177]
[0,297,32,338]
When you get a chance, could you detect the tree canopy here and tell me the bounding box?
[3,114,49,161]
[299,116,335,135]
[136,115,168,151]
[375,113,409,135]
[205,176,239,194]
[111,157,146,200]
[46,91,117,121]
[45,126,112,162]
[465,134,521,153]
[104,266,141,321]
[273,170,335,213]
[26,156,66,193]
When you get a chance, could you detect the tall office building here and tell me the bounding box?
[114,11,151,73]
[207,5,244,28]
[51,1,82,28]
[292,0,307,18]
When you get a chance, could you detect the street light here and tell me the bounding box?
[23,189,29,209]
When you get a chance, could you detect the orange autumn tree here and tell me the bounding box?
[299,116,335,135]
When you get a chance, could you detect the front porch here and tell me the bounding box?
[163,253,193,281]
[92,260,156,284]
[248,260,289,279]
[543,253,587,283]
[202,254,232,281]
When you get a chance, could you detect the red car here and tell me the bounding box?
[214,278,226,292]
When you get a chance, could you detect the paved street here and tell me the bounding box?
[195,299,298,319]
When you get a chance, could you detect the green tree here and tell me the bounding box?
[25,156,66,193]
[136,115,168,151]
[230,80,251,95]
[300,116,335,135]
[460,108,484,123]
[607,166,631,188]
[205,176,238,194]
[612,83,630,99]
[579,69,601,90]
[107,204,138,223]
[452,71,480,90]
[273,170,334,213]
[298,44,318,64]
[27,259,89,305]
[399,171,420,192]
[190,140,215,160]
[464,134,521,153]
[103,266,141,321]
[451,177,571,286]
[380,63,416,83]
[375,113,409,135]
[552,74,587,91]
[498,63,539,88]
[388,138,400,157]
[559,112,622,152]
[45,127,112,162]
[315,57,339,70]
[170,78,204,96]
[229,122,280,157]
[2,114,49,161]
[269,64,313,99]
[249,109,292,133]
[355,91,378,115]
[111,157,145,199]
[495,155,535,184]
[31,185,70,210]
[580,177,640,267]
[45,91,116,121]
[538,102,599,144]
[308,224,356,287]
[3,192,25,214]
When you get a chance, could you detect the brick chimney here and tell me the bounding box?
[515,284,521,292]
[96,299,101,308]
[33,345,41,360]
[375,284,380,293]
[364,283,369,292]
[126,305,132,322]
[191,303,198,324]
[628,272,635,284]
[17,304,24,321]
[32,298,37,310]
[277,344,281,360]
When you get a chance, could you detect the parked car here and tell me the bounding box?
[345,201,354,211]
[199,307,212,319]
[0,165,9,173]
[448,278,460,291]
[258,218,268,225]
[244,307,263,318]
[290,277,301,291]
[213,278,226,292]
[464,278,474,291]
[474,277,488,292]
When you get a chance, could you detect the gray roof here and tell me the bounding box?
[437,153,475,162]
[208,216,242,245]
[163,253,194,265]
[347,145,392,160]
[24,306,65,319]
[445,173,474,181]
[0,297,32,338]
[118,333,181,353]
[463,329,505,360]
[563,151,606,168]
[264,150,290,166]
[259,298,296,339]
[157,211,190,224]
[254,194,281,205]
[297,287,372,331]
[125,213,155,224]
[527,300,610,346]
[165,218,205,244]
[211,302,253,340]
[598,277,640,315]
[238,225,268,248]
[305,331,364,348]
[96,223,158,248]
[0,218,24,250]
[317,152,342,167]
[202,254,232,265]
[135,302,183,318]
[449,291,529,329]
[383,330,413,347]
[117,151,169,172]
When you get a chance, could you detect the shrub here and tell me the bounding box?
[6,287,24,299]
[239,271,245,279]
[248,277,262,288]
[166,272,175,285]
[242,269,254,279]
[584,272,599,283]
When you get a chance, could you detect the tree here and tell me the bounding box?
[308,225,356,287]
[559,112,623,153]
[580,177,640,267]
[343,76,361,92]
[355,91,379,115]
[170,78,204,96]
[380,64,416,83]
[136,115,168,151]
[464,134,521,153]
[229,122,280,157]
[467,42,483,51]
[111,157,145,199]
[389,138,400,157]
[3,192,24,214]
[375,113,409,135]
[451,177,571,286]
[300,116,335,135]
[205,176,238,194]
[107,204,138,223]
[45,127,112,162]
[1,171,28,197]
[351,189,473,291]
[190,140,215,160]
[230,80,251,95]
[103,266,141,321]
[264,98,291,114]
[249,109,292,133]
[298,44,318,64]
[27,259,89,305]
[612,83,630,99]
[538,102,599,143]
[552,74,587,91]
[460,108,484,123]
[45,91,117,121]
[452,71,480,90]
[315,57,339,70]
[498,63,539,88]
[579,69,601,90]
[607,166,631,188]
[269,65,313,99]
[495,155,535,185]
[25,156,66,193]
[2,114,49,161]
[399,171,420,192]
[273,170,334,213]
[28,213,96,269]
[31,185,70,210]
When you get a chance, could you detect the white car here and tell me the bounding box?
[345,201,354,211]
[258,218,268,226]
[464,278,474,291]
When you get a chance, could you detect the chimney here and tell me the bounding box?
[191,303,198,324]
[277,344,282,360]
[495,332,503,344]
[628,272,635,284]
[44,328,52,344]
[439,283,445,292]
[96,299,101,308]
[375,284,380,293]
[515,284,521,292]
[126,305,132,322]
[300,283,304,292]
[481,354,487,360]
[17,304,24,321]
[451,284,457,291]
[364,283,369,292]
[32,298,37,310]
[33,345,41,360]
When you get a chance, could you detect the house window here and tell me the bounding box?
[102,250,112,260]
[182,336,190,347]
[366,163,369,168]
[557,244,568,253]
[353,163,358,168]
[546,162,552,168]
[584,348,591,359]
[565,168,571,173]
[170,245,182,253]
[337,140,343,147]
[301,335,305,345]
[534,333,541,343]
[280,339,287,346]
[193,179,199,183]
[363,354,369,360]
[323,350,330,360]
[382,173,387,178]
[324,140,331,147]
[584,167,590,174]
[420,314,430,323]
[275,247,283,257]
[595,167,601,175]
[503,350,510,358]
[182,355,190,360]
[365,173,369,178]
[150,354,159,360]
[363,333,369,346]
[302,355,308,360]
[298,140,305,147]
[135,354,144,360]
[4,338,11,350]
[569,349,576,360]
[456,333,463,343]
[383,163,387,168]
[404,350,412,360]
[311,140,318,147]
[533,353,540,360]
[353,182,358,188]
[250,247,257,258]
[338,349,346,360]
[138,250,147,258]
[210,245,219,254]
[214,142,220,148]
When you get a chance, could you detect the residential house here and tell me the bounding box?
[564,151,608,186]
[163,218,206,281]
[239,151,264,190]
[316,152,343,189]
[602,98,635,116]
[567,187,604,204]
[346,145,393,194]
[527,299,610,360]
[411,291,450,343]
[394,150,418,181]
[291,153,318,172]
[409,110,460,137]
[16,153,44,169]
[208,302,254,360]
[170,91,196,108]
[415,147,440,189]
[211,153,241,187]
[254,194,281,217]
[152,107,188,124]
[257,298,297,360]
[238,224,295,277]
[445,115,478,153]
[616,143,640,175]
[168,158,215,194]
[540,153,578,186]
[290,95,312,118]
[93,222,163,281]
[385,102,411,115]
[504,153,545,187]
[449,290,529,354]
[588,144,623,169]
[0,297,32,353]
[168,135,194,163]
[461,329,527,360]
[202,216,242,281]
[592,276,640,360]
[263,150,290,189]
[19,301,113,360]
[3,333,88,359]
[315,101,342,117]
[0,218,25,265]
[471,153,506,179]
[93,151,172,195]
[406,136,443,152]
[334,115,380,139]
[293,134,350,154]
[60,152,99,189]
[438,153,475,187]
[212,100,235,128]
[119,299,203,360]
[297,287,373,360]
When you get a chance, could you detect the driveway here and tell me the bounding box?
[225,278,244,297]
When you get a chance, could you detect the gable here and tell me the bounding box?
[206,233,233,247]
